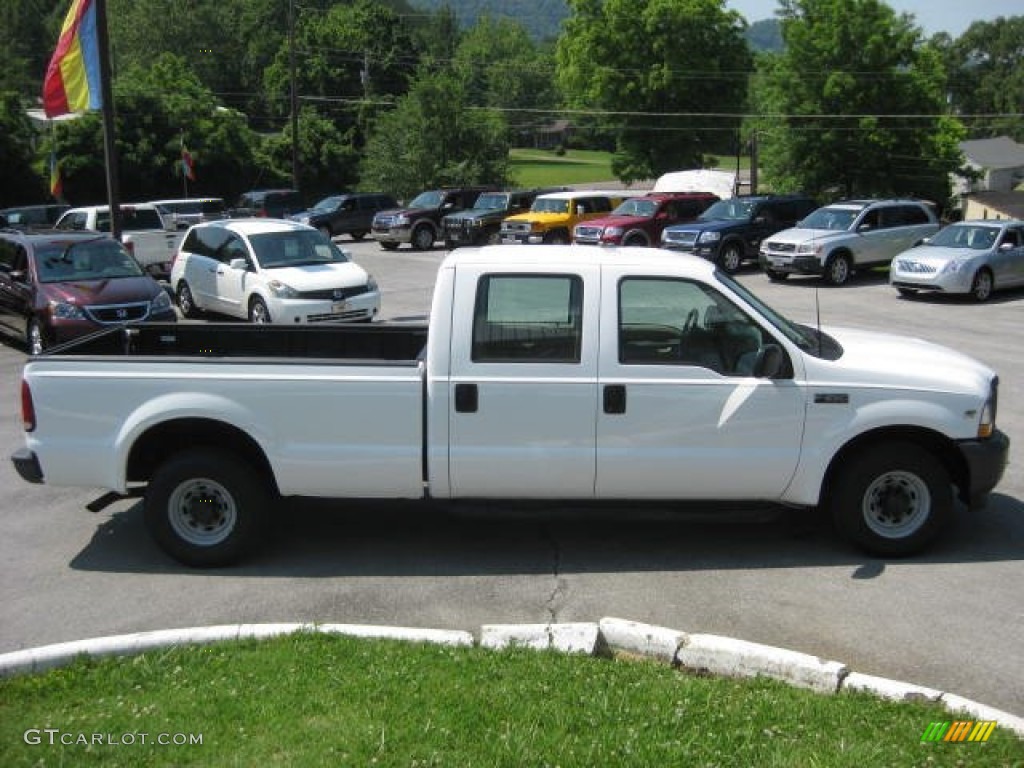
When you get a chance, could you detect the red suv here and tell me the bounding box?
[0,230,177,355]
[572,192,719,246]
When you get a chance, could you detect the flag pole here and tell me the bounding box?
[94,0,121,240]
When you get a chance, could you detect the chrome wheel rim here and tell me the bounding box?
[862,470,930,539]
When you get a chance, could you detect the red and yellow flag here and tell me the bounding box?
[43,0,103,117]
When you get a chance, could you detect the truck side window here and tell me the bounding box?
[472,274,583,363]
[618,278,764,375]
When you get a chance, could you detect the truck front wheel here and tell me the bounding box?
[719,241,744,273]
[411,225,434,251]
[145,450,270,567]
[831,442,952,557]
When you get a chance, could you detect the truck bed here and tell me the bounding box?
[45,322,429,363]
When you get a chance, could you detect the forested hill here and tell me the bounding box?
[411,0,782,50]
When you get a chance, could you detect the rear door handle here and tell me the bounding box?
[455,383,478,413]
[603,384,626,414]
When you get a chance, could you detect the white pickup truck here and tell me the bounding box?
[55,203,184,280]
[11,246,1009,566]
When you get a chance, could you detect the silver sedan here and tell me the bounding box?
[890,219,1024,301]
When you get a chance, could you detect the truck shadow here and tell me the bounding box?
[70,493,1024,577]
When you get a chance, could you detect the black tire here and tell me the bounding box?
[176,281,199,319]
[411,225,434,251]
[896,287,918,298]
[544,229,569,245]
[249,297,271,323]
[824,253,852,286]
[380,242,399,251]
[623,232,649,247]
[831,442,952,557]
[765,269,788,282]
[719,241,743,273]
[144,450,271,567]
[26,318,46,356]
[349,230,367,241]
[970,268,994,302]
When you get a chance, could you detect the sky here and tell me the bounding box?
[726,0,1015,37]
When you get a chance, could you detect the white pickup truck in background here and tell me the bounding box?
[54,203,184,280]
[11,246,1009,566]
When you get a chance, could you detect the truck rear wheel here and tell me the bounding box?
[145,450,270,567]
[831,442,952,557]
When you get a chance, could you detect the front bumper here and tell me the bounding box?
[370,226,411,245]
[957,429,1010,508]
[11,447,44,484]
[758,254,824,274]
[265,290,381,324]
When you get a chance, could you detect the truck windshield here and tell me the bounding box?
[717,272,842,360]
[799,207,858,231]
[248,230,351,268]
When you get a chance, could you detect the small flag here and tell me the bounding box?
[181,141,196,181]
[43,0,103,118]
[49,152,63,199]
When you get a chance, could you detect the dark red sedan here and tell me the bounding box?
[0,229,177,354]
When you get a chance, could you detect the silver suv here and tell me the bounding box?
[758,199,940,285]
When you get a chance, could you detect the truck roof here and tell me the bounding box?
[440,243,720,278]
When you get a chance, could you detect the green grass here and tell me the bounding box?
[509,148,752,189]
[2,633,1020,766]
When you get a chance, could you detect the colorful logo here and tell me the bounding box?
[921,721,997,743]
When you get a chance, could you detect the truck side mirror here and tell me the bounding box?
[752,344,785,378]
[229,257,249,271]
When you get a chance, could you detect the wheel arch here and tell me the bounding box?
[622,229,651,246]
[126,417,278,495]
[819,426,967,507]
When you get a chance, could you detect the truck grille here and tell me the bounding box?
[84,301,152,324]
[662,230,698,249]
[297,284,371,301]
[306,308,372,323]
[373,214,400,229]
[763,241,795,254]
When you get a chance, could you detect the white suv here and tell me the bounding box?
[758,199,940,285]
[171,219,380,323]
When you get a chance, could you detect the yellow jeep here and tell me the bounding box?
[498,191,624,244]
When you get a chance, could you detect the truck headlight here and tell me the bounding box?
[51,301,86,320]
[605,227,622,238]
[699,231,720,243]
[394,214,410,227]
[267,280,299,298]
[796,242,823,255]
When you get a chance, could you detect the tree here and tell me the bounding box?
[359,68,509,200]
[750,0,964,204]
[556,0,752,184]
[0,92,48,206]
[940,17,1024,141]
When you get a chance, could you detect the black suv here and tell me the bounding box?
[441,188,565,248]
[230,189,304,219]
[661,194,818,273]
[0,204,70,229]
[290,192,398,241]
[371,186,498,251]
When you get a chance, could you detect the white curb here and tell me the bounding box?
[941,694,1024,738]
[674,633,848,694]
[842,671,942,703]
[597,617,687,663]
[480,623,599,654]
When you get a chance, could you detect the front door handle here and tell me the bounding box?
[603,384,626,414]
[455,383,478,413]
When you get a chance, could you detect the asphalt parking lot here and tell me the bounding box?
[0,240,1021,717]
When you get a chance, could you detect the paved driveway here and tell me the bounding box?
[0,242,1020,717]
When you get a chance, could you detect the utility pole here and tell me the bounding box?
[289,0,299,190]
[95,0,121,239]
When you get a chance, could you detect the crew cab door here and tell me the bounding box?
[446,264,600,497]
[595,270,805,499]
